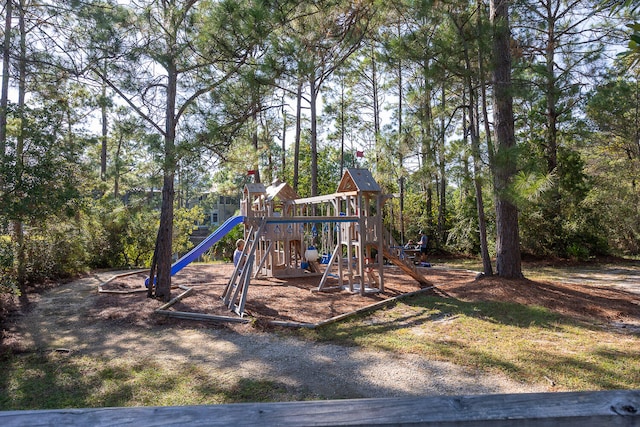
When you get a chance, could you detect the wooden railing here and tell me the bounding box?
[1,390,638,426]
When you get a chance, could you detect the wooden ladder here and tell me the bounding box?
[221,220,265,316]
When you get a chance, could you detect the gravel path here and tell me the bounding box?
[527,265,640,294]
[12,271,547,400]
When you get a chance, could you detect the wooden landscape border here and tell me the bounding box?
[2,389,638,426]
[98,269,149,294]
[97,267,439,328]
[153,281,437,328]
[267,285,437,328]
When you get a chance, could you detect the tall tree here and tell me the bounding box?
[12,0,27,289]
[449,3,493,275]
[491,0,522,278]
[323,69,361,176]
[586,72,640,253]
[288,0,372,196]
[0,0,85,288]
[511,0,614,256]
[385,1,442,241]
[71,0,283,301]
[1,73,83,291]
[0,0,12,178]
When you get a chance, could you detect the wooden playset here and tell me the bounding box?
[222,168,428,316]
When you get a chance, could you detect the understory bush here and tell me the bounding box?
[86,198,203,269]
[0,198,206,293]
[206,222,243,262]
[0,235,19,304]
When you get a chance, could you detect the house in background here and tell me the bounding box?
[198,194,240,228]
[189,187,242,246]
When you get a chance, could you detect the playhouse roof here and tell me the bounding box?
[244,183,266,195]
[336,168,381,193]
[265,180,299,202]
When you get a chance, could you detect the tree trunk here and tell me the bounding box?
[252,100,261,184]
[491,0,522,278]
[419,58,434,236]
[371,44,380,167]
[293,80,302,192]
[478,0,495,168]
[340,77,345,176]
[544,2,558,174]
[310,76,318,197]
[398,52,405,243]
[12,0,27,291]
[458,16,493,276]
[0,0,12,172]
[281,93,287,179]
[154,172,175,301]
[263,113,273,183]
[114,134,123,199]
[152,60,178,302]
[437,85,446,246]
[101,71,108,182]
[543,2,562,237]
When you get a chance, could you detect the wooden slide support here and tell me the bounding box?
[383,249,431,286]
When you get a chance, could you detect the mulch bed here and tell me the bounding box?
[96,264,442,327]
[94,263,640,330]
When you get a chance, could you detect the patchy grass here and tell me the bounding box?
[301,295,640,391]
[0,353,304,410]
[430,256,484,271]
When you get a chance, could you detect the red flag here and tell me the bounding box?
[247,170,255,175]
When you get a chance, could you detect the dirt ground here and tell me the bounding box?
[92,260,640,331]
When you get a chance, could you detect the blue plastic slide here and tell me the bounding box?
[170,215,245,276]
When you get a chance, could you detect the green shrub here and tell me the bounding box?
[173,205,205,256]
[21,223,90,282]
[566,242,589,261]
[0,235,19,299]
[0,199,212,289]
[122,208,158,267]
[0,235,12,271]
[207,222,243,262]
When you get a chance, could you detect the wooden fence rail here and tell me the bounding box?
[1,390,638,426]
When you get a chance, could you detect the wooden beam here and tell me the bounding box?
[155,285,194,311]
[1,390,638,426]
[289,190,359,205]
[97,269,151,293]
[263,216,359,224]
[154,310,250,324]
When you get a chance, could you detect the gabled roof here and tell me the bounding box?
[244,183,266,195]
[265,180,299,202]
[336,168,381,193]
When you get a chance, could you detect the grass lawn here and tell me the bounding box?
[299,295,640,391]
[0,354,299,409]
